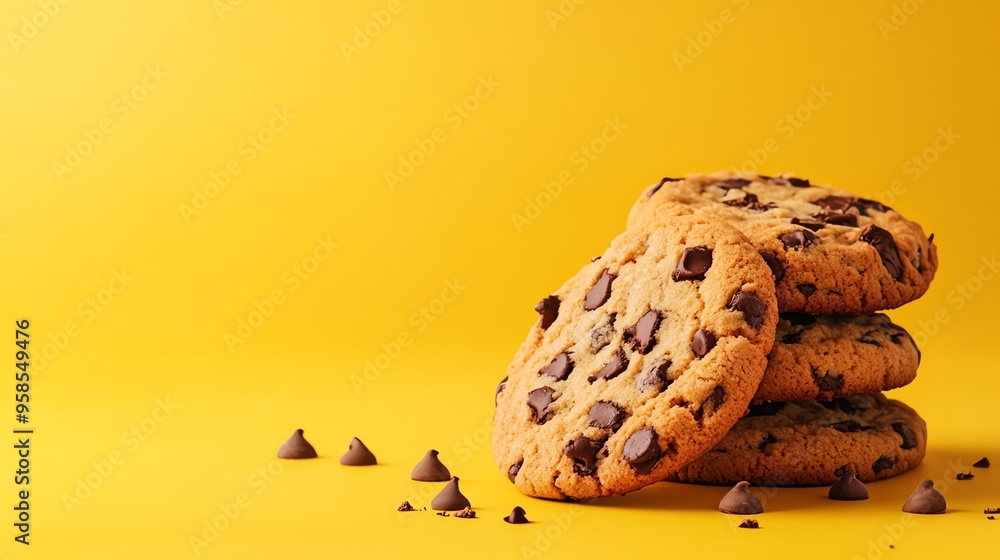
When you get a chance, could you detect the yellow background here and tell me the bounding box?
[1,0,998,558]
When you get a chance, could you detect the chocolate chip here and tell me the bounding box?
[728,290,767,329]
[623,310,662,354]
[856,198,891,215]
[636,360,672,393]
[508,459,523,483]
[902,480,946,514]
[539,352,574,381]
[623,427,662,474]
[892,423,918,450]
[713,179,751,189]
[956,472,974,481]
[790,217,825,231]
[834,465,851,478]
[397,501,416,512]
[646,177,679,197]
[565,436,606,476]
[813,372,845,393]
[584,269,615,311]
[589,313,617,353]
[828,471,869,501]
[826,421,864,433]
[780,229,819,250]
[797,283,817,298]
[588,348,628,383]
[813,195,856,213]
[758,433,778,451]
[411,449,452,482]
[758,251,784,282]
[504,506,529,524]
[527,387,556,424]
[781,332,802,344]
[719,481,764,514]
[672,246,713,281]
[821,398,864,415]
[859,335,880,347]
[431,477,471,511]
[339,437,376,465]
[278,429,319,460]
[705,385,726,414]
[738,519,760,529]
[746,402,786,417]
[928,233,935,244]
[817,212,859,227]
[691,329,717,358]
[787,177,810,187]
[872,456,896,475]
[495,376,507,405]
[534,295,561,330]
[781,312,816,326]
[588,401,626,431]
[723,192,775,212]
[974,457,990,468]
[860,225,903,281]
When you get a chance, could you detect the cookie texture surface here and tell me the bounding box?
[628,173,938,314]
[493,217,778,500]
[754,313,920,403]
[670,394,927,486]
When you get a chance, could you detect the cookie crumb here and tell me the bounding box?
[889,545,895,549]
[956,472,974,481]
[738,519,759,529]
[985,508,1000,514]
[988,516,996,520]
[397,501,415,512]
[973,457,990,468]
[455,507,476,519]
[436,512,449,517]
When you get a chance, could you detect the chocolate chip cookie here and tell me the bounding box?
[669,394,927,486]
[628,173,938,314]
[493,217,778,499]
[754,313,920,404]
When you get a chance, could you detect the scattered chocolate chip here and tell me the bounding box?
[956,472,974,481]
[781,312,816,326]
[636,360,672,393]
[727,290,767,329]
[504,506,529,524]
[902,480,946,514]
[692,329,717,358]
[746,402,786,417]
[758,251,785,282]
[397,501,416,512]
[584,269,615,311]
[813,372,845,393]
[412,449,452,482]
[455,506,476,518]
[495,376,507,405]
[738,519,760,529]
[527,387,556,424]
[589,313,617,353]
[758,433,778,451]
[713,179,751,189]
[856,198,891,215]
[623,310,662,354]
[974,457,990,468]
[539,352,574,381]
[790,217,825,231]
[339,437,377,466]
[646,177,680,197]
[588,401,626,431]
[796,283,817,298]
[780,229,819,250]
[672,246,713,281]
[860,225,903,281]
[829,470,870,501]
[872,456,896,474]
[623,427,662,474]
[816,212,859,227]
[534,295,561,330]
[431,477,471,511]
[588,348,628,383]
[565,436,606,476]
[719,481,764,514]
[826,421,865,433]
[277,429,318,460]
[891,423,918,450]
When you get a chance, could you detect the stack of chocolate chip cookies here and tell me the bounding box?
[493,172,937,499]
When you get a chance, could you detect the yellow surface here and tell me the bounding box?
[1,0,998,558]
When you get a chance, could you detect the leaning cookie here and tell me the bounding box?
[753,313,920,404]
[493,216,777,500]
[669,394,927,486]
[628,173,938,314]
